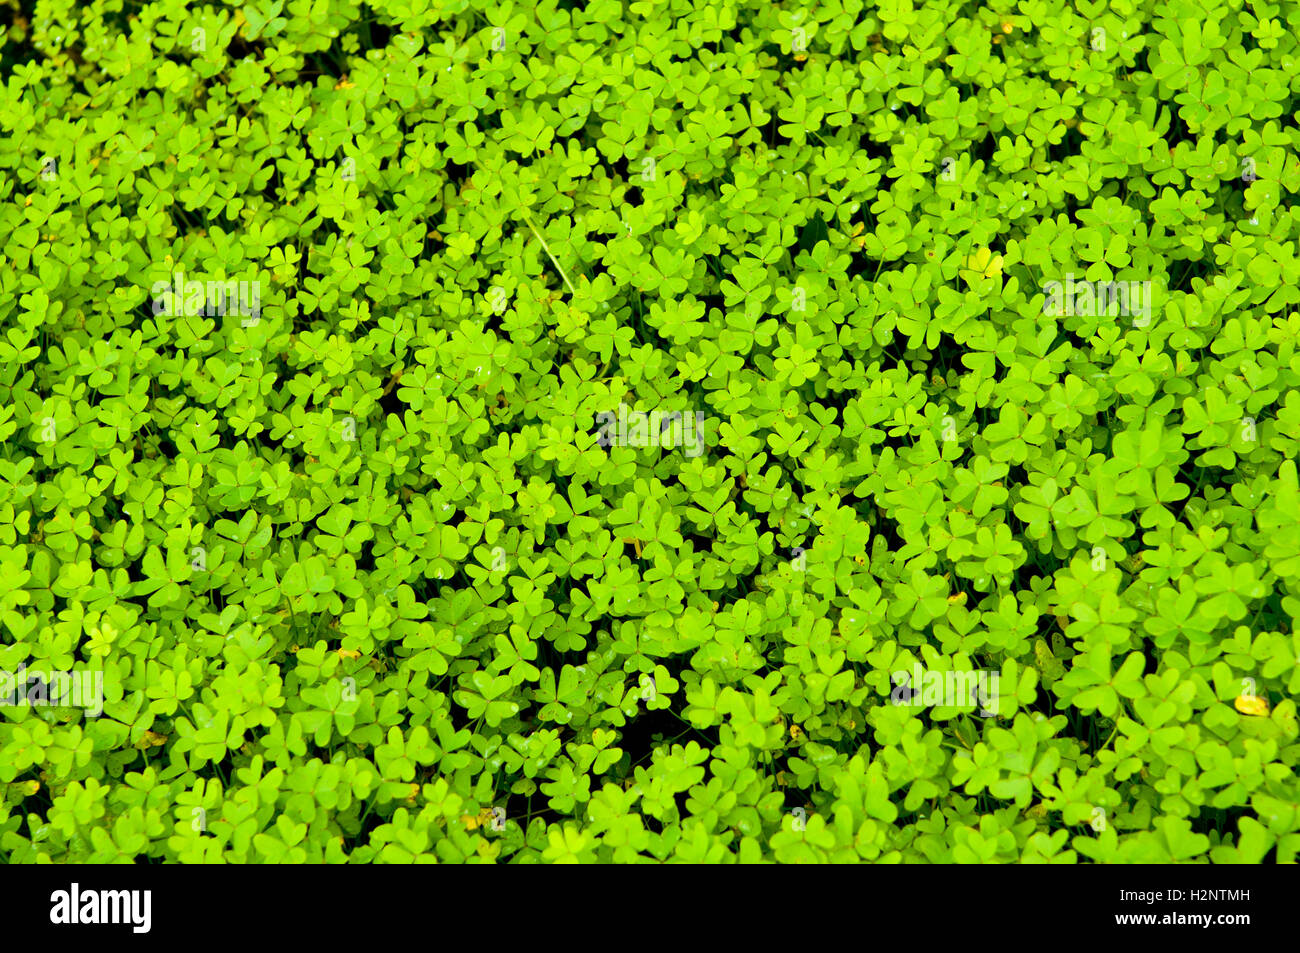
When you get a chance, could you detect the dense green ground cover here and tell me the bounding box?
[2,0,1300,862]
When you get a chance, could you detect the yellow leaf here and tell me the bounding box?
[1034,638,1065,682]
[461,807,495,831]
[1235,694,1270,717]
[963,247,1003,279]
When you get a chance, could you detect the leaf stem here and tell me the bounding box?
[522,212,578,298]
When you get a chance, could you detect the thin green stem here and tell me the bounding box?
[522,212,578,298]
